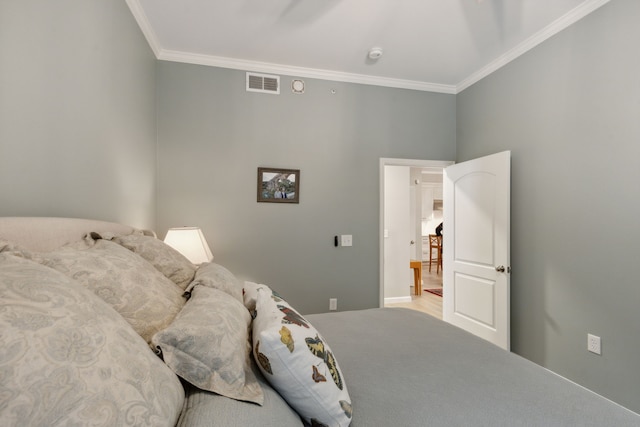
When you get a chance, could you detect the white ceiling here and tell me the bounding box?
[127,0,610,94]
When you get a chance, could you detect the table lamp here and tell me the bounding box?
[164,227,213,265]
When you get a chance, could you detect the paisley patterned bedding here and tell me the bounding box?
[2,217,639,427]
[0,254,184,426]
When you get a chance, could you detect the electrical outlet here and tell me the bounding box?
[340,235,353,247]
[329,298,337,311]
[588,334,601,355]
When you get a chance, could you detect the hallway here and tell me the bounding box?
[385,261,442,319]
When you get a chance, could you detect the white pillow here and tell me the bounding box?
[252,288,352,426]
[243,281,270,313]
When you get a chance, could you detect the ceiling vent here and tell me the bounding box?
[246,72,280,95]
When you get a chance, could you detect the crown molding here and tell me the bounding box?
[125,0,455,94]
[158,49,457,94]
[126,0,161,57]
[456,0,611,93]
[128,0,610,95]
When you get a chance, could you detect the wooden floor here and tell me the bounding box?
[384,261,443,320]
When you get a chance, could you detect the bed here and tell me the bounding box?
[1,217,638,426]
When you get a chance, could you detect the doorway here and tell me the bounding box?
[379,158,453,311]
[380,152,511,350]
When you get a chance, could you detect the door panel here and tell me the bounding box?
[454,173,495,265]
[454,273,495,327]
[443,151,510,350]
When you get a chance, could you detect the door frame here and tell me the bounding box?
[379,158,454,307]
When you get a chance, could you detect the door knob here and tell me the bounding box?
[495,265,505,272]
[410,240,415,245]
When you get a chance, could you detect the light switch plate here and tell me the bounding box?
[340,235,353,247]
[588,334,601,355]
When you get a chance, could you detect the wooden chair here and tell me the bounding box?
[428,234,442,274]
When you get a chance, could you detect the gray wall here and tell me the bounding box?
[156,62,456,314]
[0,0,157,229]
[6,0,635,414]
[456,0,640,412]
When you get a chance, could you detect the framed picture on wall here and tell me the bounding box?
[257,167,300,203]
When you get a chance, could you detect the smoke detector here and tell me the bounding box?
[368,47,383,60]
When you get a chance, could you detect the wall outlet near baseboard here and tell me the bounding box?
[329,298,337,311]
[340,235,353,247]
[588,334,601,355]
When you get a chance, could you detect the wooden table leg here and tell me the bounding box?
[410,260,422,296]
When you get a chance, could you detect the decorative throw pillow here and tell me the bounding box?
[243,281,270,313]
[112,233,197,290]
[0,254,184,426]
[188,262,243,302]
[31,239,186,344]
[152,285,263,404]
[252,288,352,426]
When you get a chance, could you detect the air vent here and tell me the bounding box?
[246,72,280,94]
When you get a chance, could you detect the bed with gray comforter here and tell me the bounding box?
[180,307,640,426]
[1,217,638,426]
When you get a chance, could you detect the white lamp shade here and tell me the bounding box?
[164,227,213,265]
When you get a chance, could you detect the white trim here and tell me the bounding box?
[379,158,454,308]
[128,0,610,94]
[158,49,457,94]
[126,0,161,57]
[456,0,611,93]
[384,296,413,305]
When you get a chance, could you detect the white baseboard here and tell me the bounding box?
[384,296,412,304]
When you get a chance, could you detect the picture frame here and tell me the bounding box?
[257,167,300,203]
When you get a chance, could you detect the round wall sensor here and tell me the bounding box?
[291,79,305,94]
[368,47,383,60]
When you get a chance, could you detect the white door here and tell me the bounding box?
[443,151,511,350]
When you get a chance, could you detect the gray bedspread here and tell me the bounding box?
[308,308,640,426]
[179,308,640,426]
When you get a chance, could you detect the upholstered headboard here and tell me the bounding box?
[0,217,140,251]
